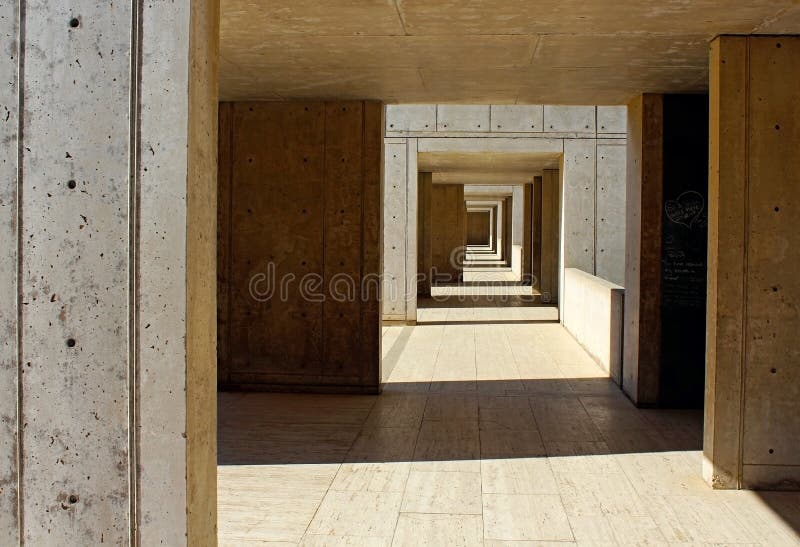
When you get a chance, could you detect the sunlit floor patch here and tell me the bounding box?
[218,321,800,546]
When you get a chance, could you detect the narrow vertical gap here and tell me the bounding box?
[127,0,144,543]
[15,0,26,542]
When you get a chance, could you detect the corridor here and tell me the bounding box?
[217,322,800,545]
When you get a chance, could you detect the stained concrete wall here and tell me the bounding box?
[705,36,800,491]
[562,268,624,384]
[217,101,383,392]
[0,1,219,544]
[0,2,18,543]
[383,104,627,320]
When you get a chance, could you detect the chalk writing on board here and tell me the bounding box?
[664,191,705,229]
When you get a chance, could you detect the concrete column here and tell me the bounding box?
[383,142,408,319]
[495,200,504,257]
[503,196,513,269]
[541,169,561,304]
[705,36,800,491]
[0,1,219,544]
[511,185,525,279]
[623,94,663,406]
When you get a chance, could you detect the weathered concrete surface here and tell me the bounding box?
[706,36,800,491]
[21,2,134,542]
[562,139,596,274]
[2,1,219,543]
[596,143,627,285]
[0,1,18,544]
[384,142,408,319]
[705,36,747,491]
[623,94,663,406]
[562,268,624,383]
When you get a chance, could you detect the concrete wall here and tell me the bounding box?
[383,104,627,320]
[0,1,219,543]
[562,269,624,384]
[705,36,800,491]
[217,101,382,392]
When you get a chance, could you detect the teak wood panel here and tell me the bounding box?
[467,211,491,246]
[218,101,382,391]
[431,184,466,282]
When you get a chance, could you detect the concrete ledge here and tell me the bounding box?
[562,268,624,384]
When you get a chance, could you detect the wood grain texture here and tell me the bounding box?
[217,103,234,386]
[541,170,561,303]
[220,101,382,392]
[418,172,433,296]
[467,211,491,246]
[431,184,466,283]
[523,184,533,282]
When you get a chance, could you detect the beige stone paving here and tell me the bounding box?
[218,319,800,546]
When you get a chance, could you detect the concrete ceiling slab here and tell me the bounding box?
[420,152,560,176]
[220,0,800,103]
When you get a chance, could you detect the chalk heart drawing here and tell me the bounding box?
[665,190,705,229]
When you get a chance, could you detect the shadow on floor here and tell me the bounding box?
[217,379,704,467]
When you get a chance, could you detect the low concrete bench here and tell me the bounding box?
[562,268,624,385]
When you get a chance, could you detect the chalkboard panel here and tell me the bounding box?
[660,94,709,408]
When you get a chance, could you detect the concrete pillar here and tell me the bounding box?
[0,1,219,544]
[705,35,800,491]
[623,94,663,406]
[541,169,561,304]
[503,196,513,269]
[511,185,524,279]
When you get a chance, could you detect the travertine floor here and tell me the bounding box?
[218,320,800,546]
